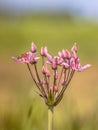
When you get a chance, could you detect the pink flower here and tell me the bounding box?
[46,52,64,69]
[31,42,37,53]
[12,51,39,64]
[12,42,91,107]
[47,56,58,70]
[12,42,40,64]
[40,46,48,56]
[61,62,69,68]
[70,56,91,71]
[61,49,71,59]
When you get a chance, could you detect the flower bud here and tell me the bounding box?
[71,43,77,59]
[65,49,71,59]
[46,68,50,77]
[52,62,57,70]
[62,50,66,58]
[71,42,77,52]
[58,51,62,58]
[40,46,48,56]
[40,47,44,56]
[53,85,58,92]
[31,42,37,53]
[49,86,53,92]
[42,66,46,74]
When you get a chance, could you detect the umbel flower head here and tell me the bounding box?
[12,42,91,107]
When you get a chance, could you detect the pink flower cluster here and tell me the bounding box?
[12,42,91,106]
[12,43,39,64]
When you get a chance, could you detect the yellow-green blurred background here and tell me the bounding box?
[0,1,98,130]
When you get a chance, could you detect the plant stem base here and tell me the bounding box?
[48,106,54,130]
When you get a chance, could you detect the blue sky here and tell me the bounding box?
[0,0,98,19]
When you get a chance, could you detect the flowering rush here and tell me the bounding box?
[12,42,91,107]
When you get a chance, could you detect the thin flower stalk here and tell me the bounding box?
[48,106,54,130]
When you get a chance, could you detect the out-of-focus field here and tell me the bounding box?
[0,14,98,130]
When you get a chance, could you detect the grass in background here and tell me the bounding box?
[0,14,98,61]
[0,14,98,130]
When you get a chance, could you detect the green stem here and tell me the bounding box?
[48,106,54,130]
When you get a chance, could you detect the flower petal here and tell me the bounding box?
[12,56,25,64]
[76,64,91,72]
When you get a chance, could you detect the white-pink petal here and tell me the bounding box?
[12,57,25,64]
[77,64,91,72]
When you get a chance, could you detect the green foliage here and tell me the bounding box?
[0,14,98,61]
